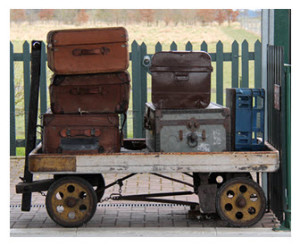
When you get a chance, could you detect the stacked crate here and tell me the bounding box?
[226,88,265,151]
[144,51,232,152]
[42,27,130,154]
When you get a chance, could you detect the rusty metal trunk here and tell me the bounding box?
[150,51,213,109]
[47,27,129,75]
[50,72,130,114]
[42,113,120,154]
[144,102,231,152]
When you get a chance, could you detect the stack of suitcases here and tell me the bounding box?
[42,27,130,154]
[144,51,232,152]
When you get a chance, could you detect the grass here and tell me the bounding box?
[10,21,260,155]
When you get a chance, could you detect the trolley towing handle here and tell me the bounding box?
[20,41,42,211]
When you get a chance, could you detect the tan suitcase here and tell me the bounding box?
[47,27,129,75]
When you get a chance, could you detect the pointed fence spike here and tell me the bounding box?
[170,41,177,51]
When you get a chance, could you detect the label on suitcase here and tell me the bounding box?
[42,113,120,154]
[144,102,231,152]
[47,27,129,75]
[50,72,130,114]
[150,51,213,109]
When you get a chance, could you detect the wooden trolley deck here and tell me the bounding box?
[28,141,279,174]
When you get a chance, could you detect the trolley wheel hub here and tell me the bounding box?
[46,176,97,227]
[216,177,266,227]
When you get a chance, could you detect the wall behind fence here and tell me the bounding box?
[10,40,261,156]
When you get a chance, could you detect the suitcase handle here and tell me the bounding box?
[70,87,104,95]
[175,72,189,81]
[72,47,110,56]
[60,128,101,138]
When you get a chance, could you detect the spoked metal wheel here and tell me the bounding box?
[216,177,266,227]
[46,176,97,227]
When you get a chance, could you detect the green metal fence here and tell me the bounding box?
[10,39,262,156]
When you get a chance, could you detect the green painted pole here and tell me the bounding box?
[170,41,177,51]
[216,41,223,105]
[131,41,143,138]
[285,65,291,229]
[274,9,291,230]
[140,42,147,138]
[241,40,249,88]
[185,41,192,51]
[231,40,239,88]
[23,41,31,138]
[254,40,262,88]
[10,42,16,156]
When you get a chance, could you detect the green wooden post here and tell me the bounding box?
[201,41,207,52]
[131,41,143,138]
[23,41,31,138]
[39,42,47,115]
[254,40,262,88]
[10,42,16,156]
[155,42,162,52]
[140,42,148,137]
[231,40,239,88]
[170,41,177,51]
[185,41,192,51]
[241,40,249,88]
[216,41,224,105]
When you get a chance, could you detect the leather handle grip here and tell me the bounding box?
[70,87,103,95]
[72,47,110,56]
[175,72,189,81]
[60,128,101,138]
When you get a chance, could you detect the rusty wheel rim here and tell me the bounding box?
[216,177,266,227]
[46,176,97,227]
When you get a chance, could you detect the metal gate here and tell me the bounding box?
[267,45,291,227]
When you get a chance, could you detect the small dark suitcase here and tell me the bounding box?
[47,27,129,75]
[150,51,213,109]
[50,72,130,114]
[42,113,120,154]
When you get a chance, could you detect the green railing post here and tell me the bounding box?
[216,41,224,105]
[241,40,249,88]
[23,41,31,138]
[185,41,192,51]
[10,42,16,156]
[254,40,262,88]
[200,41,207,52]
[131,41,143,138]
[140,42,148,137]
[155,42,162,52]
[285,65,291,229]
[170,41,177,51]
[231,40,239,88]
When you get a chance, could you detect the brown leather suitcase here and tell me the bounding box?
[150,51,213,109]
[47,27,129,75]
[42,113,120,154]
[50,72,130,114]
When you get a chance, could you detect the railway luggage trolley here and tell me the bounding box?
[16,139,279,228]
[15,40,279,228]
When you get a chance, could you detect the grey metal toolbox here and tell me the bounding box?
[144,102,231,152]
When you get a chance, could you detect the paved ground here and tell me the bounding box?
[10,157,290,237]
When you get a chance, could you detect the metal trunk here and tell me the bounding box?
[144,102,231,152]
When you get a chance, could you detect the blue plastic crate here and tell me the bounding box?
[234,88,265,151]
